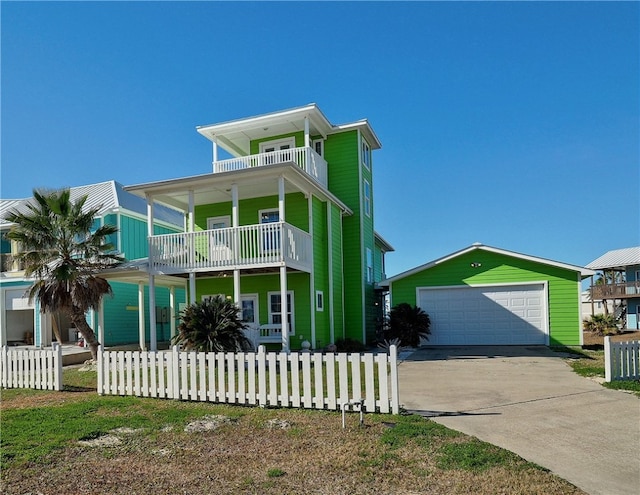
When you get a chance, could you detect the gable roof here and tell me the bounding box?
[585,247,640,270]
[382,243,594,285]
[1,180,183,228]
[196,103,381,157]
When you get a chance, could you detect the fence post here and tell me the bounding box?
[172,345,180,400]
[1,346,7,389]
[389,345,400,414]
[257,345,267,407]
[604,336,612,382]
[52,342,63,391]
[97,345,104,394]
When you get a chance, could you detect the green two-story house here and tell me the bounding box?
[126,104,393,351]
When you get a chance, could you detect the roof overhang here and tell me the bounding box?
[196,103,381,157]
[382,243,595,286]
[124,162,353,216]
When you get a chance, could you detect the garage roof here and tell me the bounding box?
[381,243,595,286]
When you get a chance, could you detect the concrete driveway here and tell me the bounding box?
[398,346,640,495]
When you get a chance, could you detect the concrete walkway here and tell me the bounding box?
[398,346,640,495]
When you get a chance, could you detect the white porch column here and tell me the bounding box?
[98,298,105,346]
[304,116,310,148]
[231,184,239,227]
[188,190,195,232]
[278,176,285,222]
[280,265,289,352]
[189,273,196,304]
[212,141,218,171]
[308,193,316,349]
[234,270,241,308]
[149,274,157,351]
[138,282,146,350]
[169,286,176,339]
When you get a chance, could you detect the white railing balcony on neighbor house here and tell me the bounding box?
[149,222,312,274]
[212,146,328,188]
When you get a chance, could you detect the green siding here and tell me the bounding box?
[325,130,365,342]
[390,250,582,346]
[250,132,305,154]
[312,196,329,347]
[195,193,308,231]
[330,203,345,342]
[196,273,312,350]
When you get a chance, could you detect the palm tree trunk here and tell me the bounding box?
[69,307,100,361]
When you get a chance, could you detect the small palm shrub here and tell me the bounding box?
[385,303,431,347]
[583,314,619,336]
[173,296,252,352]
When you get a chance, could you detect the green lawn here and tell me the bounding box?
[0,367,586,495]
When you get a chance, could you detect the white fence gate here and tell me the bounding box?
[604,337,640,382]
[98,345,399,414]
[0,344,63,391]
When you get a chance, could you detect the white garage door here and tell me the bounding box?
[417,284,547,345]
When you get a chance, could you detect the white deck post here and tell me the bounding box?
[280,266,289,352]
[169,286,176,338]
[212,141,218,171]
[97,298,105,346]
[138,282,146,350]
[149,274,157,351]
[189,274,196,305]
[304,116,310,148]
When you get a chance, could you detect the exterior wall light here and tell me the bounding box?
[470,262,482,268]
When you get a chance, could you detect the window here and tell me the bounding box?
[366,248,373,283]
[259,209,280,251]
[363,180,371,217]
[207,216,230,230]
[316,291,324,312]
[361,139,371,170]
[312,139,324,157]
[268,291,294,334]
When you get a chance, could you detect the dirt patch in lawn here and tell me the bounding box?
[582,330,640,348]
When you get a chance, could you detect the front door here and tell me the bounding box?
[241,294,259,347]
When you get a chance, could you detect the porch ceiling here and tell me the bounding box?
[125,163,352,215]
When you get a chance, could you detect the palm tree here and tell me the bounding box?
[173,296,253,352]
[6,189,122,360]
[386,303,431,347]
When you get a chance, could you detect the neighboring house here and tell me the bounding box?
[124,104,393,351]
[382,243,594,346]
[586,247,640,330]
[0,180,186,348]
[581,290,613,319]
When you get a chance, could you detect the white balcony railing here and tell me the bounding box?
[212,146,328,188]
[149,222,312,274]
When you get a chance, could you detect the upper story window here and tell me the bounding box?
[363,179,371,217]
[312,139,324,157]
[361,139,371,170]
[366,248,373,283]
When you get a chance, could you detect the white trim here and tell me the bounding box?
[259,137,296,153]
[383,243,595,284]
[357,130,366,343]
[416,281,550,345]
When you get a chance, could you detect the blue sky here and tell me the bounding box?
[2,1,638,277]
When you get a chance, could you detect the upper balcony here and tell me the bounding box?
[149,222,312,275]
[212,146,327,189]
[590,281,640,300]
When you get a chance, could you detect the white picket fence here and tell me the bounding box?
[604,337,640,382]
[0,344,63,391]
[97,345,399,414]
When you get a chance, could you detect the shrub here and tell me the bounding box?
[583,314,619,336]
[385,303,431,347]
[172,296,253,352]
[334,337,366,353]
